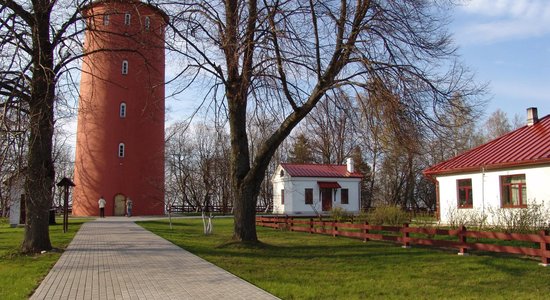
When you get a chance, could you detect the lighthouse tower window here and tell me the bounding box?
[118,143,125,158]
[103,14,110,26]
[145,17,150,31]
[124,13,131,25]
[119,102,127,118]
[122,60,128,75]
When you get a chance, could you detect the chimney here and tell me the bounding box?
[527,107,538,126]
[346,158,355,173]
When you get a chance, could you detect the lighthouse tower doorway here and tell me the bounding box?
[114,194,126,216]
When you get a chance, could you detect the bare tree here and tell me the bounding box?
[0,96,27,216]
[165,0,484,241]
[482,109,512,142]
[165,121,232,213]
[0,0,90,252]
[305,92,358,164]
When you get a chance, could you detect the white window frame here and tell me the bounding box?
[119,102,127,118]
[124,13,131,25]
[145,16,150,31]
[122,60,128,75]
[103,14,110,26]
[118,143,125,158]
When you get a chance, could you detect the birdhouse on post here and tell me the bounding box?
[57,178,75,233]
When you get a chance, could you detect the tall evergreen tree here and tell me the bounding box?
[289,134,314,164]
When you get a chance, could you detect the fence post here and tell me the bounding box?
[458,225,468,256]
[402,223,411,248]
[363,221,369,242]
[285,215,292,231]
[333,221,337,237]
[310,218,314,234]
[289,216,294,232]
[539,230,549,266]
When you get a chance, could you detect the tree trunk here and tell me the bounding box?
[232,185,259,241]
[22,3,55,253]
[228,91,258,241]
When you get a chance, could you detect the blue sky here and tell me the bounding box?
[450,0,550,121]
[165,1,550,124]
[65,1,549,150]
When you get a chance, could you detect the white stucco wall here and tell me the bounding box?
[436,164,550,225]
[272,165,361,215]
[8,177,24,227]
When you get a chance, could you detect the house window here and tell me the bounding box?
[305,188,313,205]
[501,174,527,208]
[457,179,473,208]
[341,188,349,204]
[122,60,128,74]
[145,16,150,30]
[118,143,125,158]
[119,102,126,118]
[124,13,131,25]
[280,170,284,177]
[103,14,110,26]
[281,189,284,205]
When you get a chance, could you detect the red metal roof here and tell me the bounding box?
[281,163,363,178]
[317,181,342,188]
[424,114,550,176]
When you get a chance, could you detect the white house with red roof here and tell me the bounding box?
[424,107,550,225]
[272,159,363,215]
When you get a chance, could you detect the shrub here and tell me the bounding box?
[446,208,488,230]
[411,212,438,228]
[330,207,350,222]
[488,203,550,233]
[354,210,369,223]
[367,205,411,226]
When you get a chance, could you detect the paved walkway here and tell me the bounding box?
[31,217,278,300]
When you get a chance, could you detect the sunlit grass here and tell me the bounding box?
[0,217,90,300]
[140,217,550,300]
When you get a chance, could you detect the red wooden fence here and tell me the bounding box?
[255,216,550,266]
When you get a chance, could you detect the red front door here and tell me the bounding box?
[321,188,332,211]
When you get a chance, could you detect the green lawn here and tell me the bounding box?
[0,218,89,300]
[140,218,550,300]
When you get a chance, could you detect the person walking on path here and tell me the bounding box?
[98,196,106,218]
[126,197,133,217]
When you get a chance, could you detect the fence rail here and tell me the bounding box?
[256,216,550,265]
[169,205,269,214]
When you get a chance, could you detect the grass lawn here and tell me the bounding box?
[140,218,550,300]
[0,217,90,300]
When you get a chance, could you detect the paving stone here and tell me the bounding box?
[31,217,278,300]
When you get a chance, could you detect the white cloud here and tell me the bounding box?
[456,0,550,44]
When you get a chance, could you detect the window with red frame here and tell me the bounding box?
[501,174,527,208]
[281,189,284,205]
[457,179,473,208]
[305,188,313,205]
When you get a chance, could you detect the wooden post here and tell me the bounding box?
[539,230,549,266]
[289,216,294,231]
[332,221,337,237]
[363,221,369,242]
[458,225,468,255]
[63,185,69,233]
[56,178,75,234]
[310,218,314,234]
[402,223,410,248]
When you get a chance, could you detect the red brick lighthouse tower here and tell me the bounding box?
[73,0,167,216]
